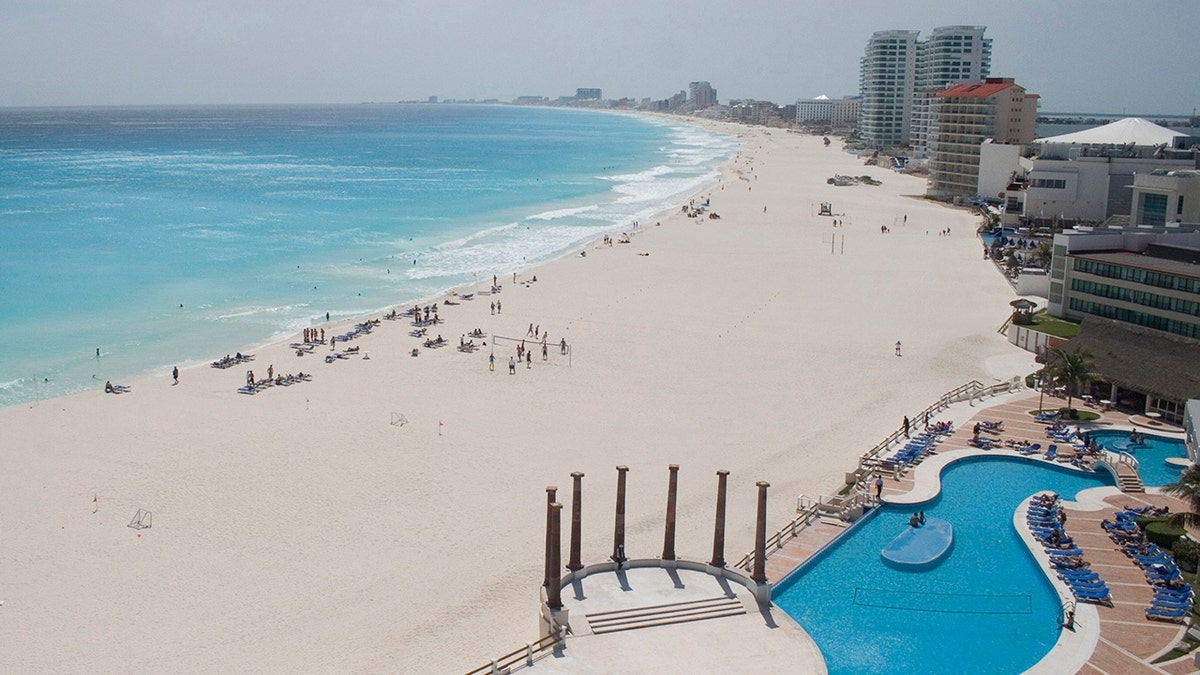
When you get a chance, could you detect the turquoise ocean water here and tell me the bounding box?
[0,105,736,407]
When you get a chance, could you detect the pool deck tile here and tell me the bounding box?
[1058,491,1194,670]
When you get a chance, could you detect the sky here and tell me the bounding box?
[2,0,1196,115]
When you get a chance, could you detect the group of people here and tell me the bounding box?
[210,352,254,370]
[908,511,927,528]
[302,328,325,344]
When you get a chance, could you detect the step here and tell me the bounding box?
[589,602,746,635]
[588,595,740,624]
[586,596,746,635]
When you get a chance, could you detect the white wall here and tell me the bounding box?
[978,142,1023,200]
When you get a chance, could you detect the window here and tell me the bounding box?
[1141,193,1168,226]
[1031,178,1066,189]
[1179,195,1185,216]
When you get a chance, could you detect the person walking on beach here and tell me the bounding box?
[526,351,532,369]
[895,341,902,356]
[490,301,495,315]
[496,300,501,314]
[508,357,516,375]
[542,344,548,361]
[527,323,534,337]
[560,338,567,355]
[172,366,179,385]
[489,353,495,372]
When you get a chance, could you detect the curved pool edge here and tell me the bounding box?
[1012,496,1101,675]
[881,448,1115,674]
[884,447,1102,506]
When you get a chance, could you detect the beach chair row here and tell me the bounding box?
[212,353,254,369]
[1104,507,1192,623]
[879,430,946,469]
[1028,496,1114,606]
[237,373,311,395]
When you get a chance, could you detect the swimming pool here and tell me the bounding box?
[773,456,1113,675]
[980,227,1016,247]
[1090,430,1188,487]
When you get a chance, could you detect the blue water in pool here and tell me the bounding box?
[0,105,736,407]
[1090,430,1188,487]
[773,456,1114,675]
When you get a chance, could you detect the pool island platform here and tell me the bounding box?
[511,391,1195,675]
[881,516,953,568]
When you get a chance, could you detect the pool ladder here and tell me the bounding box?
[1059,600,1077,630]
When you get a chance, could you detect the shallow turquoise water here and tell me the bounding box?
[0,105,736,406]
[1090,430,1187,487]
[773,456,1113,675]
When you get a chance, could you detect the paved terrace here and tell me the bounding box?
[514,392,1194,674]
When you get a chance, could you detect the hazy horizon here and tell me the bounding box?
[2,0,1196,115]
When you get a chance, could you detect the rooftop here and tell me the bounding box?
[935,78,1019,99]
[1037,117,1188,146]
[1072,249,1200,281]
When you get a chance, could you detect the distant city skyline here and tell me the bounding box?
[1,0,1196,115]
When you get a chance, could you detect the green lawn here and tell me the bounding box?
[1025,311,1080,339]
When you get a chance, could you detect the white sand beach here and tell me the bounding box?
[0,122,1035,673]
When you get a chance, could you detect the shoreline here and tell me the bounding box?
[0,120,1038,673]
[0,106,734,411]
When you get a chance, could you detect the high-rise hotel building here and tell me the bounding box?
[859,26,992,151]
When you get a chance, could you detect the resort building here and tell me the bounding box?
[858,30,919,148]
[575,88,602,100]
[910,25,993,157]
[1037,224,1200,423]
[858,26,992,151]
[795,95,860,129]
[978,117,1200,227]
[689,81,717,110]
[1055,316,1200,424]
[925,78,1037,200]
[729,100,783,126]
[1131,169,1200,226]
[1047,225,1200,337]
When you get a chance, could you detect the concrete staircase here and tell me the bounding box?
[1117,466,1145,493]
[584,596,746,635]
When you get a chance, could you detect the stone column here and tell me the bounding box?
[543,486,557,589]
[547,502,564,610]
[751,481,770,584]
[710,469,730,567]
[612,465,629,564]
[567,472,584,571]
[662,464,680,561]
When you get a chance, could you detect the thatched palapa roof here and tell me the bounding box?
[1060,316,1200,402]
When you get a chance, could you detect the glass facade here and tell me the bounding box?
[1068,258,1200,338]
[1067,298,1200,339]
[1141,193,1168,226]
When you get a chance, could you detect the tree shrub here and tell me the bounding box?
[1139,517,1186,549]
[1173,538,1200,573]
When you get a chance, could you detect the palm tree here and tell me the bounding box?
[1164,465,1200,529]
[1033,241,1053,268]
[1046,346,1097,411]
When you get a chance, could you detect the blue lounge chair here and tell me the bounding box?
[1043,446,1057,461]
[1074,587,1113,606]
[1047,546,1084,557]
[1145,606,1189,622]
[1150,597,1192,610]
